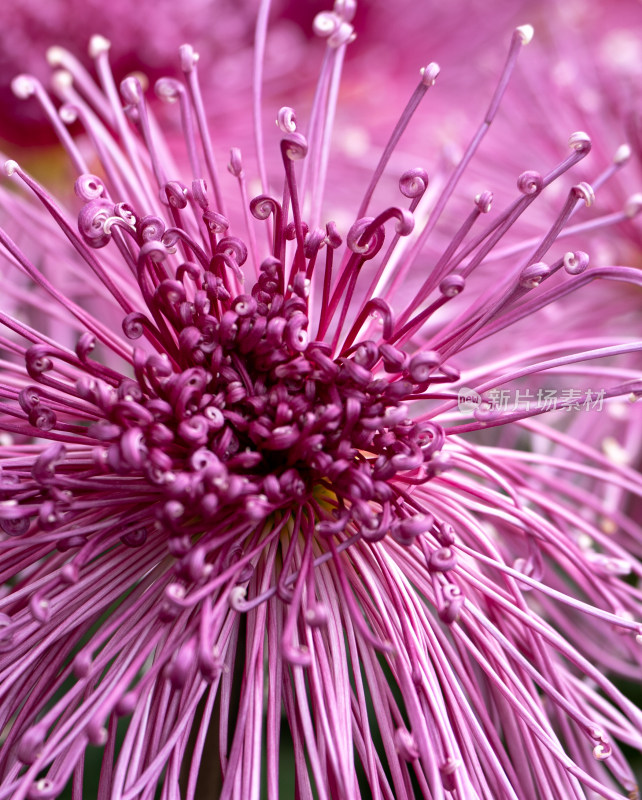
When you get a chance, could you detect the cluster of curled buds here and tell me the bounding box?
[0,2,641,799]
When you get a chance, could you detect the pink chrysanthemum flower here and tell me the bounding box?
[1,3,642,799]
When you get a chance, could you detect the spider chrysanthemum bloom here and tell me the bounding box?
[1,3,642,799]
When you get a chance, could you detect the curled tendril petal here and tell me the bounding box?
[399,167,429,199]
[17,722,50,766]
[32,443,66,485]
[563,250,589,275]
[232,294,257,318]
[315,512,350,538]
[139,215,166,242]
[352,340,379,368]
[121,528,148,548]
[313,10,340,38]
[347,217,385,258]
[332,22,356,47]
[519,261,550,289]
[202,210,230,234]
[28,404,57,432]
[338,358,371,388]
[154,76,182,103]
[428,546,458,573]
[313,10,355,47]
[0,516,31,536]
[305,601,329,627]
[613,142,632,165]
[156,280,186,308]
[284,314,309,352]
[120,75,143,106]
[281,132,308,161]
[515,23,534,45]
[163,181,189,209]
[568,130,591,153]
[282,639,312,666]
[420,62,440,86]
[419,422,446,457]
[438,583,465,624]
[114,202,137,225]
[25,346,54,378]
[402,514,434,540]
[178,415,210,446]
[625,193,642,218]
[71,645,93,680]
[122,312,148,340]
[139,240,169,264]
[74,173,106,201]
[439,274,465,297]
[390,514,426,546]
[29,592,51,624]
[217,236,248,266]
[592,741,613,761]
[58,102,80,125]
[408,350,441,383]
[379,342,409,373]
[357,207,414,257]
[359,504,392,543]
[4,159,20,177]
[363,298,394,340]
[76,332,96,362]
[86,720,109,750]
[306,347,339,380]
[52,67,73,93]
[513,553,543,585]
[517,170,544,195]
[228,147,243,177]
[394,727,420,761]
[161,228,187,250]
[228,585,253,612]
[303,227,326,257]
[103,214,135,238]
[475,190,493,213]
[191,179,208,209]
[167,639,198,689]
[183,545,210,583]
[78,199,115,248]
[573,181,595,207]
[59,562,79,586]
[119,428,147,469]
[178,327,205,361]
[325,220,342,248]
[12,74,40,100]
[387,207,414,236]
[178,42,199,74]
[250,194,280,222]
[587,554,632,578]
[18,386,41,413]
[474,396,504,423]
[440,758,462,792]
[277,106,297,133]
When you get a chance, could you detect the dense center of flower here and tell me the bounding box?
[66,222,444,540]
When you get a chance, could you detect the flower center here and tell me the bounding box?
[67,221,447,541]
